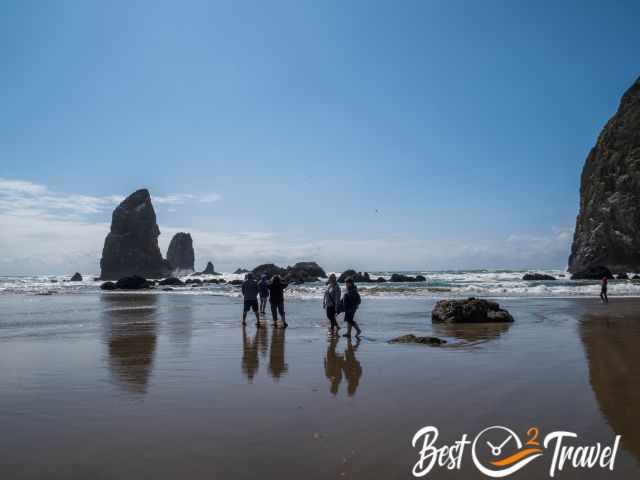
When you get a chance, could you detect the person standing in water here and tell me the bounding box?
[241,273,261,326]
[258,274,270,315]
[323,273,341,332]
[341,277,362,338]
[600,275,609,303]
[269,275,288,328]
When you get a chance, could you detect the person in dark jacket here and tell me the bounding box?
[269,275,288,328]
[241,273,261,326]
[600,276,609,303]
[323,273,341,332]
[341,277,362,338]
[258,274,270,314]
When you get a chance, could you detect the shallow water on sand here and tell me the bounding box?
[0,293,639,479]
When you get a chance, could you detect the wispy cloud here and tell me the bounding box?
[0,177,570,275]
[0,177,220,218]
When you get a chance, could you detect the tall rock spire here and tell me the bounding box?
[100,189,170,279]
[568,77,640,274]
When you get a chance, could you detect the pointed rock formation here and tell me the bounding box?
[166,232,195,273]
[100,189,170,280]
[202,261,217,274]
[569,77,640,274]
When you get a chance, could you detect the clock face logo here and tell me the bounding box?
[472,426,544,478]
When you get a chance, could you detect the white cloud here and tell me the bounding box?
[0,177,571,275]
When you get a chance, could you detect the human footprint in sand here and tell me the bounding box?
[323,273,341,332]
[341,277,362,338]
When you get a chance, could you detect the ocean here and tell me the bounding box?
[1,269,636,299]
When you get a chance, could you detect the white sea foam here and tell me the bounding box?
[2,269,639,299]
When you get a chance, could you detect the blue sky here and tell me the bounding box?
[1,0,639,274]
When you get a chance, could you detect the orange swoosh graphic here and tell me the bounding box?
[490,448,543,467]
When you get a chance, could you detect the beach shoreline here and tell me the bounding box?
[0,293,639,478]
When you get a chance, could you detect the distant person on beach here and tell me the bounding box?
[323,273,341,332]
[241,273,261,326]
[600,276,609,303]
[341,277,362,338]
[258,274,270,315]
[269,275,288,328]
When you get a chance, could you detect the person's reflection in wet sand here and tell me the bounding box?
[101,294,158,395]
[343,337,362,397]
[268,327,288,380]
[580,311,640,463]
[324,336,362,396]
[324,336,343,395]
[242,325,267,383]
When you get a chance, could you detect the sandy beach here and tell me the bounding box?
[0,292,638,479]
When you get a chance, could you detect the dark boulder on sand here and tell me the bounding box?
[570,265,613,280]
[633,275,640,280]
[100,189,170,280]
[282,262,325,284]
[523,273,556,281]
[432,298,514,323]
[252,263,286,278]
[338,270,372,283]
[389,273,427,282]
[569,77,640,274]
[159,277,185,286]
[70,272,83,282]
[616,272,629,280]
[229,279,243,286]
[166,232,195,273]
[100,281,117,290]
[115,275,153,290]
[375,277,387,283]
[389,334,447,345]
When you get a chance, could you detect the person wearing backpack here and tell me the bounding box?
[341,277,362,338]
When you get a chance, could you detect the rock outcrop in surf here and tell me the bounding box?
[569,77,640,274]
[100,189,170,280]
[166,232,195,273]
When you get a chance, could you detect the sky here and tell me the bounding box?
[1,0,639,275]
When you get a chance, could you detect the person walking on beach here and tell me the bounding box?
[241,273,261,326]
[600,275,609,303]
[341,277,362,338]
[269,275,288,328]
[258,273,270,315]
[323,273,341,332]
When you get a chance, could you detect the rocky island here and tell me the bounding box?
[99,189,170,280]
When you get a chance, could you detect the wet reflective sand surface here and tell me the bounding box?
[0,294,639,478]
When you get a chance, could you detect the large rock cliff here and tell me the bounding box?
[569,77,640,274]
[100,189,170,279]
[166,232,195,273]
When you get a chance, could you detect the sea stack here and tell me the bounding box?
[202,261,216,274]
[99,189,169,280]
[569,77,640,274]
[166,232,195,273]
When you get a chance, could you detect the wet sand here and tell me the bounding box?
[0,293,639,479]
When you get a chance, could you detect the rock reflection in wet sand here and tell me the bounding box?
[101,294,158,394]
[580,311,640,463]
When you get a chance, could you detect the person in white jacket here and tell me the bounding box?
[323,273,342,331]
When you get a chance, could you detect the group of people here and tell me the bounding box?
[241,272,363,337]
